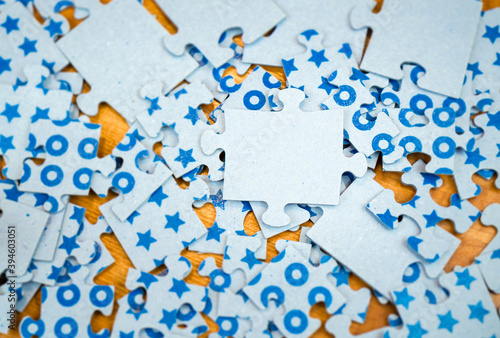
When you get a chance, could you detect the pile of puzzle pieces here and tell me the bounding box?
[0,0,499,336]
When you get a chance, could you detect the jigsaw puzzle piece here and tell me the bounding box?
[137,81,225,180]
[28,204,96,286]
[91,127,172,222]
[56,0,198,121]
[0,200,49,278]
[0,2,69,84]
[202,88,367,227]
[475,204,500,293]
[0,65,73,180]
[101,176,208,272]
[243,243,346,337]
[157,0,285,68]
[189,177,251,255]
[19,266,114,338]
[351,0,482,98]
[18,118,114,212]
[250,201,309,238]
[112,256,208,337]
[243,0,370,66]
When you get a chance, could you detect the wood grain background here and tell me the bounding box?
[2,0,500,336]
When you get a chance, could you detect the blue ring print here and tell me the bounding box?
[399,136,422,156]
[21,317,45,338]
[209,270,231,292]
[116,134,137,152]
[425,289,437,304]
[78,138,98,159]
[352,110,375,131]
[243,90,266,110]
[432,108,454,128]
[87,324,109,338]
[89,285,113,308]
[432,136,455,159]
[216,317,239,336]
[134,150,149,169]
[397,109,415,128]
[402,262,421,283]
[54,317,78,338]
[177,304,196,321]
[308,286,332,308]
[20,162,31,184]
[284,309,308,334]
[73,167,93,190]
[41,165,64,187]
[46,135,69,157]
[410,65,425,85]
[57,284,81,307]
[44,196,59,213]
[213,63,230,82]
[260,285,284,307]
[372,133,395,155]
[409,94,433,116]
[263,72,281,89]
[333,85,356,107]
[112,172,135,194]
[219,76,241,93]
[442,97,466,119]
[284,263,309,287]
[127,288,145,310]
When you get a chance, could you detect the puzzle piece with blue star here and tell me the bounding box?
[0,65,73,181]
[100,176,208,272]
[18,117,115,212]
[137,80,225,181]
[243,243,346,338]
[26,204,96,286]
[91,126,172,222]
[55,0,198,121]
[19,265,114,338]
[367,160,477,263]
[111,255,208,337]
[0,2,69,85]
[156,0,284,68]
[475,204,500,294]
[189,176,252,255]
[454,102,500,199]
[202,88,367,227]
[351,0,482,98]
[243,0,370,67]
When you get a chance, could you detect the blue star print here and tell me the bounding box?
[420,173,440,187]
[206,222,225,242]
[4,184,23,202]
[282,58,298,77]
[136,230,157,251]
[300,29,318,41]
[18,37,38,56]
[184,106,200,125]
[137,271,158,289]
[486,111,500,131]
[350,68,369,85]
[338,43,352,59]
[175,148,196,168]
[148,186,168,207]
[1,16,19,34]
[469,301,489,323]
[467,62,483,80]
[308,49,329,68]
[423,210,443,228]
[331,266,350,287]
[127,306,148,320]
[241,248,262,269]
[44,19,63,37]
[159,309,177,330]
[164,212,185,233]
[42,60,56,74]
[494,53,500,67]
[210,189,225,210]
[407,321,428,338]
[437,310,458,333]
[58,235,80,255]
[376,209,399,229]
[402,195,420,208]
[1,103,21,122]
[483,25,500,43]
[0,56,11,75]
[69,206,86,224]
[491,248,500,259]
[146,97,160,116]
[36,75,49,95]
[464,148,486,168]
[31,107,50,123]
[169,278,190,298]
[126,211,141,225]
[0,135,15,153]
[318,76,336,95]
[455,268,476,289]
[394,287,415,309]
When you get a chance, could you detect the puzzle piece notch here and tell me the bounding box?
[475,203,500,293]
[158,0,285,68]
[202,88,367,227]
[351,0,482,98]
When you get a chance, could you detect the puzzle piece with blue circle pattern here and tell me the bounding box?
[18,118,115,213]
[19,265,114,338]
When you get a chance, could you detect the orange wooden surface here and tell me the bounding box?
[2,0,500,336]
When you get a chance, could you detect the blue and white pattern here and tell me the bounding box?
[20,266,114,338]
[475,204,500,294]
